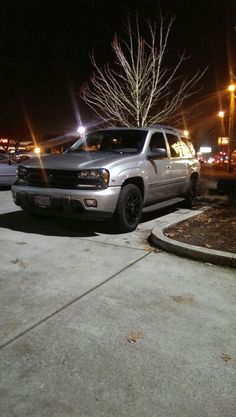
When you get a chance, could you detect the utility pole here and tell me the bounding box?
[228,84,235,172]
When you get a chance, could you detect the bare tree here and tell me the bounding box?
[80,15,207,127]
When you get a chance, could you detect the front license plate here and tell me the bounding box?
[34,195,51,208]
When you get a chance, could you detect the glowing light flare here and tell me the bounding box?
[77,126,86,135]
[0,138,8,144]
[200,146,212,154]
[34,147,41,154]
[218,137,229,145]
[183,130,189,137]
[218,111,225,118]
[228,84,236,92]
[21,104,49,183]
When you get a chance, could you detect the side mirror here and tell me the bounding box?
[147,148,167,160]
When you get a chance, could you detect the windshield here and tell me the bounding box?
[68,129,148,154]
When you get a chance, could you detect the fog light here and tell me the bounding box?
[84,199,97,207]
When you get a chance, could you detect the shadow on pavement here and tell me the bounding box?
[0,211,109,237]
[0,186,11,191]
[0,205,179,238]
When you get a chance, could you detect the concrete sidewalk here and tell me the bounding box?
[1,250,235,417]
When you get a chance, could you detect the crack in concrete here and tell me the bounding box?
[0,252,150,351]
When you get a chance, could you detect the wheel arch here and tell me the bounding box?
[121,177,144,201]
[190,171,199,183]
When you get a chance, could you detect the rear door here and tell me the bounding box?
[164,132,188,194]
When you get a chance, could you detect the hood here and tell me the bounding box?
[20,151,137,170]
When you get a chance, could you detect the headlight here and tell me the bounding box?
[16,166,29,185]
[77,169,109,189]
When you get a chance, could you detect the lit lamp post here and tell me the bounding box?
[218,110,225,118]
[218,110,225,138]
[77,126,86,135]
[228,84,236,172]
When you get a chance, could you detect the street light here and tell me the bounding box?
[34,147,41,154]
[228,84,236,93]
[227,84,236,172]
[77,126,86,135]
[218,110,225,118]
[218,110,226,139]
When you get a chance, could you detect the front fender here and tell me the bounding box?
[109,164,145,186]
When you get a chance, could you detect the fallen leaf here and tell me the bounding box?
[144,245,153,253]
[127,330,144,344]
[220,352,231,363]
[165,232,176,238]
[11,258,26,269]
[170,295,194,304]
[205,243,213,249]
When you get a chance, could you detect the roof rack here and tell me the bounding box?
[148,124,186,133]
[103,124,188,135]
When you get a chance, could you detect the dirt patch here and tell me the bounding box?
[170,295,195,304]
[127,330,144,344]
[164,202,236,254]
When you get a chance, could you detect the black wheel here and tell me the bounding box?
[184,178,198,208]
[115,184,143,232]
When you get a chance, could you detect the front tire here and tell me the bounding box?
[115,184,143,232]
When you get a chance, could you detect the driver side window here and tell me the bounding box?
[149,132,167,152]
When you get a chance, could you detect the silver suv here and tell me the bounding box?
[12,126,200,232]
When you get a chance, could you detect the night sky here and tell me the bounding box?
[1,0,236,141]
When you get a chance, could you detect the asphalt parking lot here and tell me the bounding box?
[0,189,235,417]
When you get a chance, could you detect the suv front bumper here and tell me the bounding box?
[11,185,121,219]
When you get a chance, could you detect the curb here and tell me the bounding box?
[149,207,236,269]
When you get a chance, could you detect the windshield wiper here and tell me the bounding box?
[111,149,136,154]
[67,149,89,153]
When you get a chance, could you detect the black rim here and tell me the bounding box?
[125,192,141,225]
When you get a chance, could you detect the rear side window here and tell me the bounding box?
[180,137,196,157]
[165,133,183,157]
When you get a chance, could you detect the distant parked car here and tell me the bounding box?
[0,153,18,186]
[14,152,38,164]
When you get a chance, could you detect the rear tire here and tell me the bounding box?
[184,178,198,208]
[115,184,142,232]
